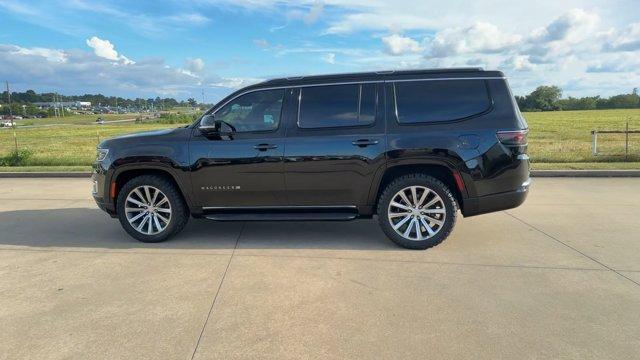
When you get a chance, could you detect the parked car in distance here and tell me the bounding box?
[92,68,530,249]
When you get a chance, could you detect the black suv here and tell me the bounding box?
[92,68,530,250]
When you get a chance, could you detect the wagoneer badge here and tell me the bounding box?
[201,185,241,191]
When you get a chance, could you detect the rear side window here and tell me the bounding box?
[394,80,491,123]
[298,84,376,128]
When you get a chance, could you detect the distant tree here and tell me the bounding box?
[515,95,527,111]
[557,96,599,111]
[526,86,562,111]
[187,98,197,107]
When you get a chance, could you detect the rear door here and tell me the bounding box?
[283,82,386,206]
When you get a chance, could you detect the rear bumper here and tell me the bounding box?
[462,178,530,217]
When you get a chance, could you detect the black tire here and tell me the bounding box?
[377,174,457,250]
[116,175,189,243]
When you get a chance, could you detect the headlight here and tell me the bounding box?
[96,148,109,162]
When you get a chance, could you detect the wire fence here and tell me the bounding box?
[591,123,640,159]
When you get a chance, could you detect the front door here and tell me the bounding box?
[284,83,386,206]
[189,88,288,207]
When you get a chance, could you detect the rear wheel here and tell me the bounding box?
[377,174,457,250]
[116,175,189,242]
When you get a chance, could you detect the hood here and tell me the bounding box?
[98,128,181,148]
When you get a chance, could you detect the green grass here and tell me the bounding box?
[1,108,639,169]
[0,123,185,166]
[0,165,91,172]
[525,108,640,163]
[13,113,142,126]
[12,108,198,126]
[532,162,640,170]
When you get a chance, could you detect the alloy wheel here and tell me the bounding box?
[125,185,172,235]
[387,185,446,241]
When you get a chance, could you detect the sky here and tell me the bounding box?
[0,0,639,102]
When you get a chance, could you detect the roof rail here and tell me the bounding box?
[263,67,487,83]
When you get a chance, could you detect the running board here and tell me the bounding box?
[202,206,358,221]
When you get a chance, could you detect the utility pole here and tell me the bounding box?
[5,81,12,115]
[201,89,205,107]
[52,93,58,118]
[6,81,18,150]
[57,93,64,117]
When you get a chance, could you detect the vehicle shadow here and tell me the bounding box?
[0,207,398,251]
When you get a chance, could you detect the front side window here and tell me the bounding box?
[209,89,284,132]
[394,80,491,124]
[298,84,376,128]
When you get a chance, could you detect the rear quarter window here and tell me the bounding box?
[394,80,492,124]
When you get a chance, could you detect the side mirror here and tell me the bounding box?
[199,114,236,136]
[199,114,218,135]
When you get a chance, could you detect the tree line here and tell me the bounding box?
[1,89,201,116]
[515,86,640,112]
[1,89,191,107]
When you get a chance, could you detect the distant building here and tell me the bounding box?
[33,101,91,109]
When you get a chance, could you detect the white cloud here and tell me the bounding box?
[501,55,535,72]
[11,46,67,62]
[529,9,599,44]
[164,13,211,25]
[64,1,211,37]
[325,12,435,34]
[521,9,601,64]
[321,52,336,64]
[304,0,324,24]
[286,0,325,25]
[185,58,205,74]
[586,53,640,73]
[426,22,521,58]
[253,39,270,49]
[86,36,134,65]
[0,43,256,99]
[210,77,264,89]
[381,34,422,56]
[603,23,640,52]
[86,37,118,61]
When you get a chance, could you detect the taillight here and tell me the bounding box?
[497,130,528,146]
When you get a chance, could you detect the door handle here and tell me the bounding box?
[253,143,278,151]
[351,139,379,147]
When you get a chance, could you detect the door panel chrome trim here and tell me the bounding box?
[202,205,357,210]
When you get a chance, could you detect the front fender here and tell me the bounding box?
[103,158,195,214]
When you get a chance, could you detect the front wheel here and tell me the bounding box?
[116,175,189,243]
[377,174,457,250]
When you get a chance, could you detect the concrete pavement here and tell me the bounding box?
[1,178,639,359]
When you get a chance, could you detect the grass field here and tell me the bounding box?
[1,108,639,168]
[526,108,640,163]
[0,123,178,165]
[13,113,142,126]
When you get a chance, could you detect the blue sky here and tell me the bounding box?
[1,0,639,101]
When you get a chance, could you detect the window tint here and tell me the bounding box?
[210,89,284,132]
[359,84,376,124]
[299,84,376,128]
[394,80,491,123]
